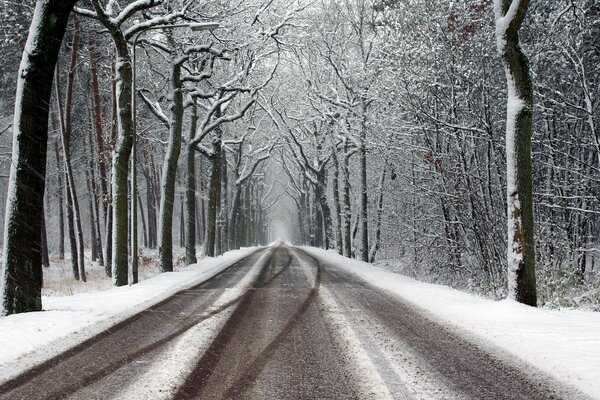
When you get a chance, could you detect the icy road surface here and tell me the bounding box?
[0,245,589,399]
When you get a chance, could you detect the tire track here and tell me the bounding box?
[172,247,336,400]
[0,249,266,400]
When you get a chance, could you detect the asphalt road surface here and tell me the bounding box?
[0,245,588,400]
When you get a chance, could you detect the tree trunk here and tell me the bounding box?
[221,146,229,253]
[104,61,118,277]
[138,194,148,248]
[88,132,104,265]
[41,207,50,269]
[331,146,343,255]
[205,139,222,257]
[64,167,79,280]
[1,0,77,315]
[109,41,134,286]
[199,169,206,245]
[185,102,198,264]
[495,0,537,306]
[85,166,98,262]
[54,140,65,260]
[369,164,386,263]
[342,148,352,258]
[315,170,334,250]
[158,61,184,273]
[359,97,369,261]
[229,184,242,250]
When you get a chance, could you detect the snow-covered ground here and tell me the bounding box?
[301,247,600,399]
[0,247,260,383]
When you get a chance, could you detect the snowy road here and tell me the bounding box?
[0,245,588,399]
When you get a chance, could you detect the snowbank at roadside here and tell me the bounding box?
[0,247,260,382]
[301,247,600,399]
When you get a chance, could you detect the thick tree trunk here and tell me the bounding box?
[158,62,184,273]
[185,102,198,264]
[315,171,334,250]
[109,45,134,286]
[495,0,537,306]
[2,0,77,315]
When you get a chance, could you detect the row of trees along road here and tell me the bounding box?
[1,0,599,315]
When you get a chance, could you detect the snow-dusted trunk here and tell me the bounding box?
[185,102,198,265]
[221,147,229,253]
[158,62,184,273]
[1,0,76,315]
[197,161,206,245]
[369,164,387,263]
[331,146,343,255]
[495,0,537,306]
[229,184,242,250]
[359,97,369,261]
[315,170,334,250]
[110,48,134,286]
[205,139,222,257]
[342,148,352,258]
[54,140,65,260]
[103,62,118,277]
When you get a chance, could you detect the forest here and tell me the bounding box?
[0,0,599,315]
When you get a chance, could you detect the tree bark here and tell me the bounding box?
[369,164,386,263]
[41,207,50,269]
[315,170,334,250]
[342,146,352,258]
[138,195,148,248]
[158,61,184,272]
[186,101,198,264]
[54,140,65,260]
[495,0,537,306]
[331,146,343,255]
[2,0,77,315]
[205,139,222,257]
[221,146,229,253]
[359,97,369,261]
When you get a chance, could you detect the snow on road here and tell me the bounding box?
[0,247,260,383]
[301,247,600,399]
